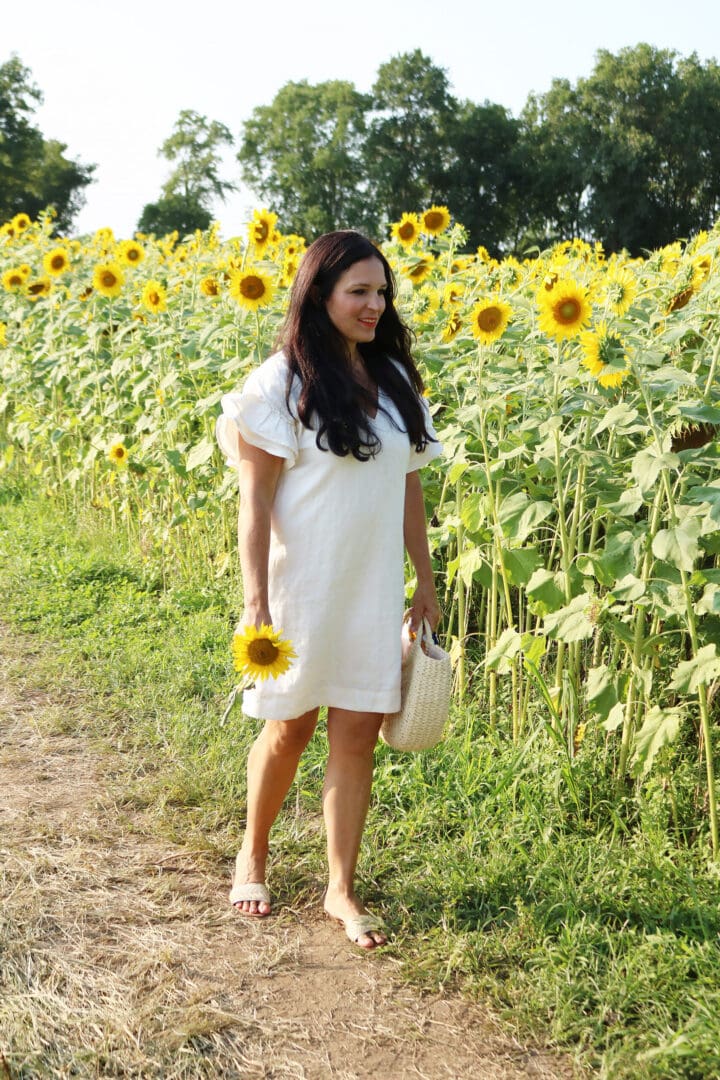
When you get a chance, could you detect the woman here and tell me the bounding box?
[216,230,442,949]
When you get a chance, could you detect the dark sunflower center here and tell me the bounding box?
[477,306,502,332]
[254,222,270,244]
[556,298,581,323]
[101,271,117,288]
[668,286,694,312]
[247,639,279,665]
[128,249,140,262]
[424,212,444,231]
[51,255,65,270]
[241,276,264,299]
[398,222,415,240]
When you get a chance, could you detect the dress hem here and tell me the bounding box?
[242,684,401,722]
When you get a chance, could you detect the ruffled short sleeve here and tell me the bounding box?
[407,396,443,473]
[215,353,299,470]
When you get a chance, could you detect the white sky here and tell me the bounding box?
[4,0,720,238]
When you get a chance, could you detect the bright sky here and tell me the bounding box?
[4,0,720,238]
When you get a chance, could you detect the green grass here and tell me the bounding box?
[2,484,720,1079]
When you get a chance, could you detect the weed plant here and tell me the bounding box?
[2,484,720,1079]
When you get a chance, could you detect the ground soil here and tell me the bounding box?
[0,626,579,1079]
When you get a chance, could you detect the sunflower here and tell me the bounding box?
[2,267,25,291]
[93,261,125,298]
[666,274,696,314]
[657,241,682,275]
[117,239,145,267]
[142,279,167,313]
[390,213,421,248]
[470,297,512,345]
[107,441,128,466]
[500,256,523,287]
[248,209,278,254]
[26,277,52,300]
[231,623,297,681]
[420,205,451,236]
[413,284,440,324]
[12,212,31,233]
[43,247,71,276]
[280,256,299,288]
[537,279,591,341]
[441,311,463,343]
[602,266,636,316]
[200,275,220,297]
[693,254,713,285]
[442,281,465,307]
[228,268,275,310]
[402,255,435,286]
[281,234,306,258]
[580,322,629,388]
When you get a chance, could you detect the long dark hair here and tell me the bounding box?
[276,230,433,461]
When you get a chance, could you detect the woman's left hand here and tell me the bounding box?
[408,582,441,634]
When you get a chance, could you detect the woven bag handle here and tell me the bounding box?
[404,613,438,649]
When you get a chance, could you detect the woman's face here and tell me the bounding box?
[324,256,387,355]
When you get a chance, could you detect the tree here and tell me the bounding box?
[0,55,94,228]
[518,79,595,248]
[364,50,456,223]
[136,194,212,237]
[579,45,720,252]
[443,101,526,254]
[137,110,234,236]
[238,80,372,238]
[520,45,720,253]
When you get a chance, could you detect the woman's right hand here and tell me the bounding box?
[237,605,273,632]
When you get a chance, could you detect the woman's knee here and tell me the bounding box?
[327,710,383,755]
[264,709,318,755]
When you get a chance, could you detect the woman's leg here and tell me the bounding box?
[322,708,386,948]
[234,707,319,915]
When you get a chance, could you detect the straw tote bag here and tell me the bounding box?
[381,616,452,751]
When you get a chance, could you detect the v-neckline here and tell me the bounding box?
[356,378,379,421]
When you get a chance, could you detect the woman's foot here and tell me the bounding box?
[323,884,387,949]
[229,846,271,917]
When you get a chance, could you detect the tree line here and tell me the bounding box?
[3,45,720,254]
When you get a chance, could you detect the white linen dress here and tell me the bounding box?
[215,350,442,721]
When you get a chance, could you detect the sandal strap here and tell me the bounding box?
[229,881,271,905]
[343,914,386,943]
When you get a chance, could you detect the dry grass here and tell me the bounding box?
[0,626,578,1079]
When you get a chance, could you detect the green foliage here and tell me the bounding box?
[160,109,235,206]
[136,193,213,237]
[522,44,720,254]
[364,50,455,223]
[238,79,373,238]
[3,489,720,1078]
[0,54,94,230]
[138,109,235,236]
[238,44,720,252]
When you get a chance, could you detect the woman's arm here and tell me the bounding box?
[404,470,441,632]
[236,432,284,628]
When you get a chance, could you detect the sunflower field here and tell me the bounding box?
[2,205,720,857]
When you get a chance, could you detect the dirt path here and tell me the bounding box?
[0,628,578,1079]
